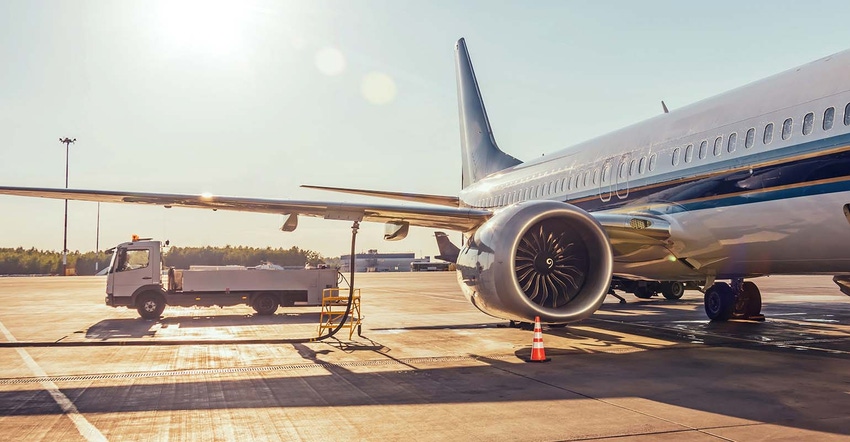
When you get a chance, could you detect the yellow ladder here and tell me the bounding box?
[318,287,362,339]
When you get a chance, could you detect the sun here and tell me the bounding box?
[155,0,252,56]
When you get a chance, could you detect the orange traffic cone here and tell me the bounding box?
[527,316,551,362]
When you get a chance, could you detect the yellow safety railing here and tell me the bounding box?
[318,287,362,339]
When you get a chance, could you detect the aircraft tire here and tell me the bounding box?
[136,291,166,320]
[633,286,654,299]
[742,281,762,316]
[704,283,734,321]
[661,281,686,300]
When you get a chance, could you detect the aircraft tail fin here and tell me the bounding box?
[434,231,461,263]
[455,38,522,189]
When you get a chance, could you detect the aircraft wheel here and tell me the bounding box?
[136,291,166,320]
[633,286,654,299]
[661,281,685,300]
[704,282,734,321]
[742,281,762,316]
[252,292,279,315]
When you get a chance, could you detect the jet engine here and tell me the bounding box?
[456,200,613,323]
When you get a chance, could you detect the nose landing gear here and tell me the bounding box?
[704,278,764,322]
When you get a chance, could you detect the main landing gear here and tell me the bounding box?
[704,278,764,322]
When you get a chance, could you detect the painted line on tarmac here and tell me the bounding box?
[0,318,107,442]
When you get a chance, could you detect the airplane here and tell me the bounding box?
[3,37,850,326]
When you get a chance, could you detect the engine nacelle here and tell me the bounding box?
[456,200,613,323]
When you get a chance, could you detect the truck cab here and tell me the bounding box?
[105,240,164,312]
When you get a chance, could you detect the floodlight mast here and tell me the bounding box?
[59,137,76,276]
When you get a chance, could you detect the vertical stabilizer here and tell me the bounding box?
[455,38,522,189]
[434,231,461,263]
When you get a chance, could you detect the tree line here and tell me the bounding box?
[0,245,325,276]
[0,248,111,276]
[163,245,323,270]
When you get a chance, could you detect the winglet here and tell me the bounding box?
[455,38,522,189]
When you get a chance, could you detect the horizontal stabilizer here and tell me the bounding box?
[302,185,460,207]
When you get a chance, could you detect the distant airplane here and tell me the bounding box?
[3,38,850,325]
[433,231,460,263]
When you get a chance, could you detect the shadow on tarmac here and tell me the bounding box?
[1,343,848,437]
[85,312,322,339]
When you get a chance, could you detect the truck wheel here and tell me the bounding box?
[136,291,166,319]
[252,293,278,315]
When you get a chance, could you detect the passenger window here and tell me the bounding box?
[803,112,814,135]
[845,103,850,126]
[583,172,589,187]
[782,118,793,140]
[619,162,627,178]
[629,160,636,176]
[764,123,774,144]
[601,166,609,183]
[727,132,737,153]
[714,137,723,156]
[672,148,680,166]
[699,141,707,159]
[592,169,599,185]
[547,182,553,195]
[684,144,693,163]
[648,154,657,171]
[824,107,835,130]
[745,128,755,148]
[638,157,646,174]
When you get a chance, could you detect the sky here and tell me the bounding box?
[2,0,850,259]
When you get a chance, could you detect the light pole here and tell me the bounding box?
[59,137,75,276]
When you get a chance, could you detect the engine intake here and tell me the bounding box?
[456,200,613,323]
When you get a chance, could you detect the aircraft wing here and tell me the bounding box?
[0,186,671,248]
[0,186,491,232]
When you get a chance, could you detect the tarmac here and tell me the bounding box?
[0,273,849,441]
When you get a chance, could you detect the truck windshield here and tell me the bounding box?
[113,248,150,272]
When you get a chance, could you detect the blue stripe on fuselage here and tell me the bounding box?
[569,131,850,213]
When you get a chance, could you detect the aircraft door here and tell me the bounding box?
[599,160,613,202]
[615,154,630,199]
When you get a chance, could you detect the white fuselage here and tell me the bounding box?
[459,49,850,280]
